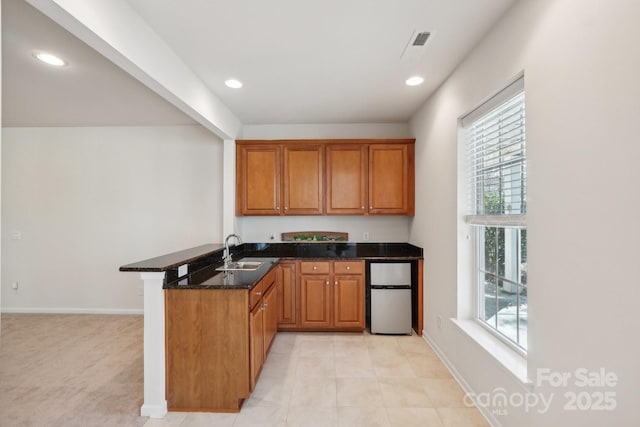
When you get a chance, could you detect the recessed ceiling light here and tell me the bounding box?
[405,76,424,86]
[225,79,243,89]
[33,51,67,67]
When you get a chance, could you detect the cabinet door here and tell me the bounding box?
[263,284,278,355]
[325,145,368,214]
[333,274,365,328]
[249,303,264,391]
[237,145,281,215]
[277,262,297,326]
[368,144,414,215]
[282,145,324,214]
[299,275,332,327]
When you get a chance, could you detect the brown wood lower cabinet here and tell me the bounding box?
[263,283,278,357]
[276,261,296,326]
[165,267,277,412]
[300,273,332,328]
[275,259,422,333]
[249,267,278,391]
[294,260,365,331]
[333,273,365,328]
[249,280,277,390]
[249,299,264,392]
[165,288,250,411]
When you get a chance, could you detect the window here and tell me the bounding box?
[462,76,527,352]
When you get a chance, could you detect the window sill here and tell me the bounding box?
[451,318,532,387]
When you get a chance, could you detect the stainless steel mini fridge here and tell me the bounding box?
[369,262,413,335]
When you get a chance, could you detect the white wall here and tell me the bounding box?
[1,125,223,313]
[0,0,3,334]
[236,123,414,242]
[410,1,640,426]
[239,215,410,243]
[240,123,413,140]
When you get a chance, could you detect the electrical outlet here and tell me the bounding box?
[363,231,370,241]
[12,281,19,290]
[437,315,442,329]
[178,264,188,277]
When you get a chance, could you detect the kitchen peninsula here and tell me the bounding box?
[120,241,423,416]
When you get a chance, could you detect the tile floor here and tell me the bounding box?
[144,331,489,427]
[0,314,147,427]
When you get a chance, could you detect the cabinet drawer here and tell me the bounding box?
[333,260,364,275]
[300,261,330,274]
[249,281,264,309]
[262,268,277,293]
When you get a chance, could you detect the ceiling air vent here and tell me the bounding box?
[401,30,431,61]
[412,32,430,46]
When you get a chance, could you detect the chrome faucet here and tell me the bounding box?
[224,233,242,266]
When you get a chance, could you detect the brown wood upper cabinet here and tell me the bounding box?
[236,144,281,215]
[237,139,414,216]
[282,145,323,215]
[368,144,415,215]
[325,145,368,214]
[236,143,323,215]
[326,143,415,215]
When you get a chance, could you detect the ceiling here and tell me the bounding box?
[1,0,196,127]
[2,0,516,128]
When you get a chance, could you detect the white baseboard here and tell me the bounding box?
[422,330,502,427]
[140,401,168,418]
[0,307,143,315]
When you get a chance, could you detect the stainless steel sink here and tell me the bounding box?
[215,260,263,272]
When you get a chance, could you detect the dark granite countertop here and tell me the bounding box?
[165,257,280,290]
[242,242,423,259]
[119,244,224,272]
[120,242,423,273]
[120,242,423,290]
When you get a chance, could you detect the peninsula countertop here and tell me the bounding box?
[119,242,423,290]
[120,242,423,272]
[164,257,279,290]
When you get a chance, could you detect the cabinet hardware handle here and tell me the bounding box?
[346,266,350,270]
[325,280,330,285]
[313,266,317,270]
[255,291,262,296]
[361,206,365,209]
[275,206,280,210]
[284,206,288,210]
[369,206,373,210]
[334,281,338,285]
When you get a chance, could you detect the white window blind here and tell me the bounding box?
[463,77,526,227]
